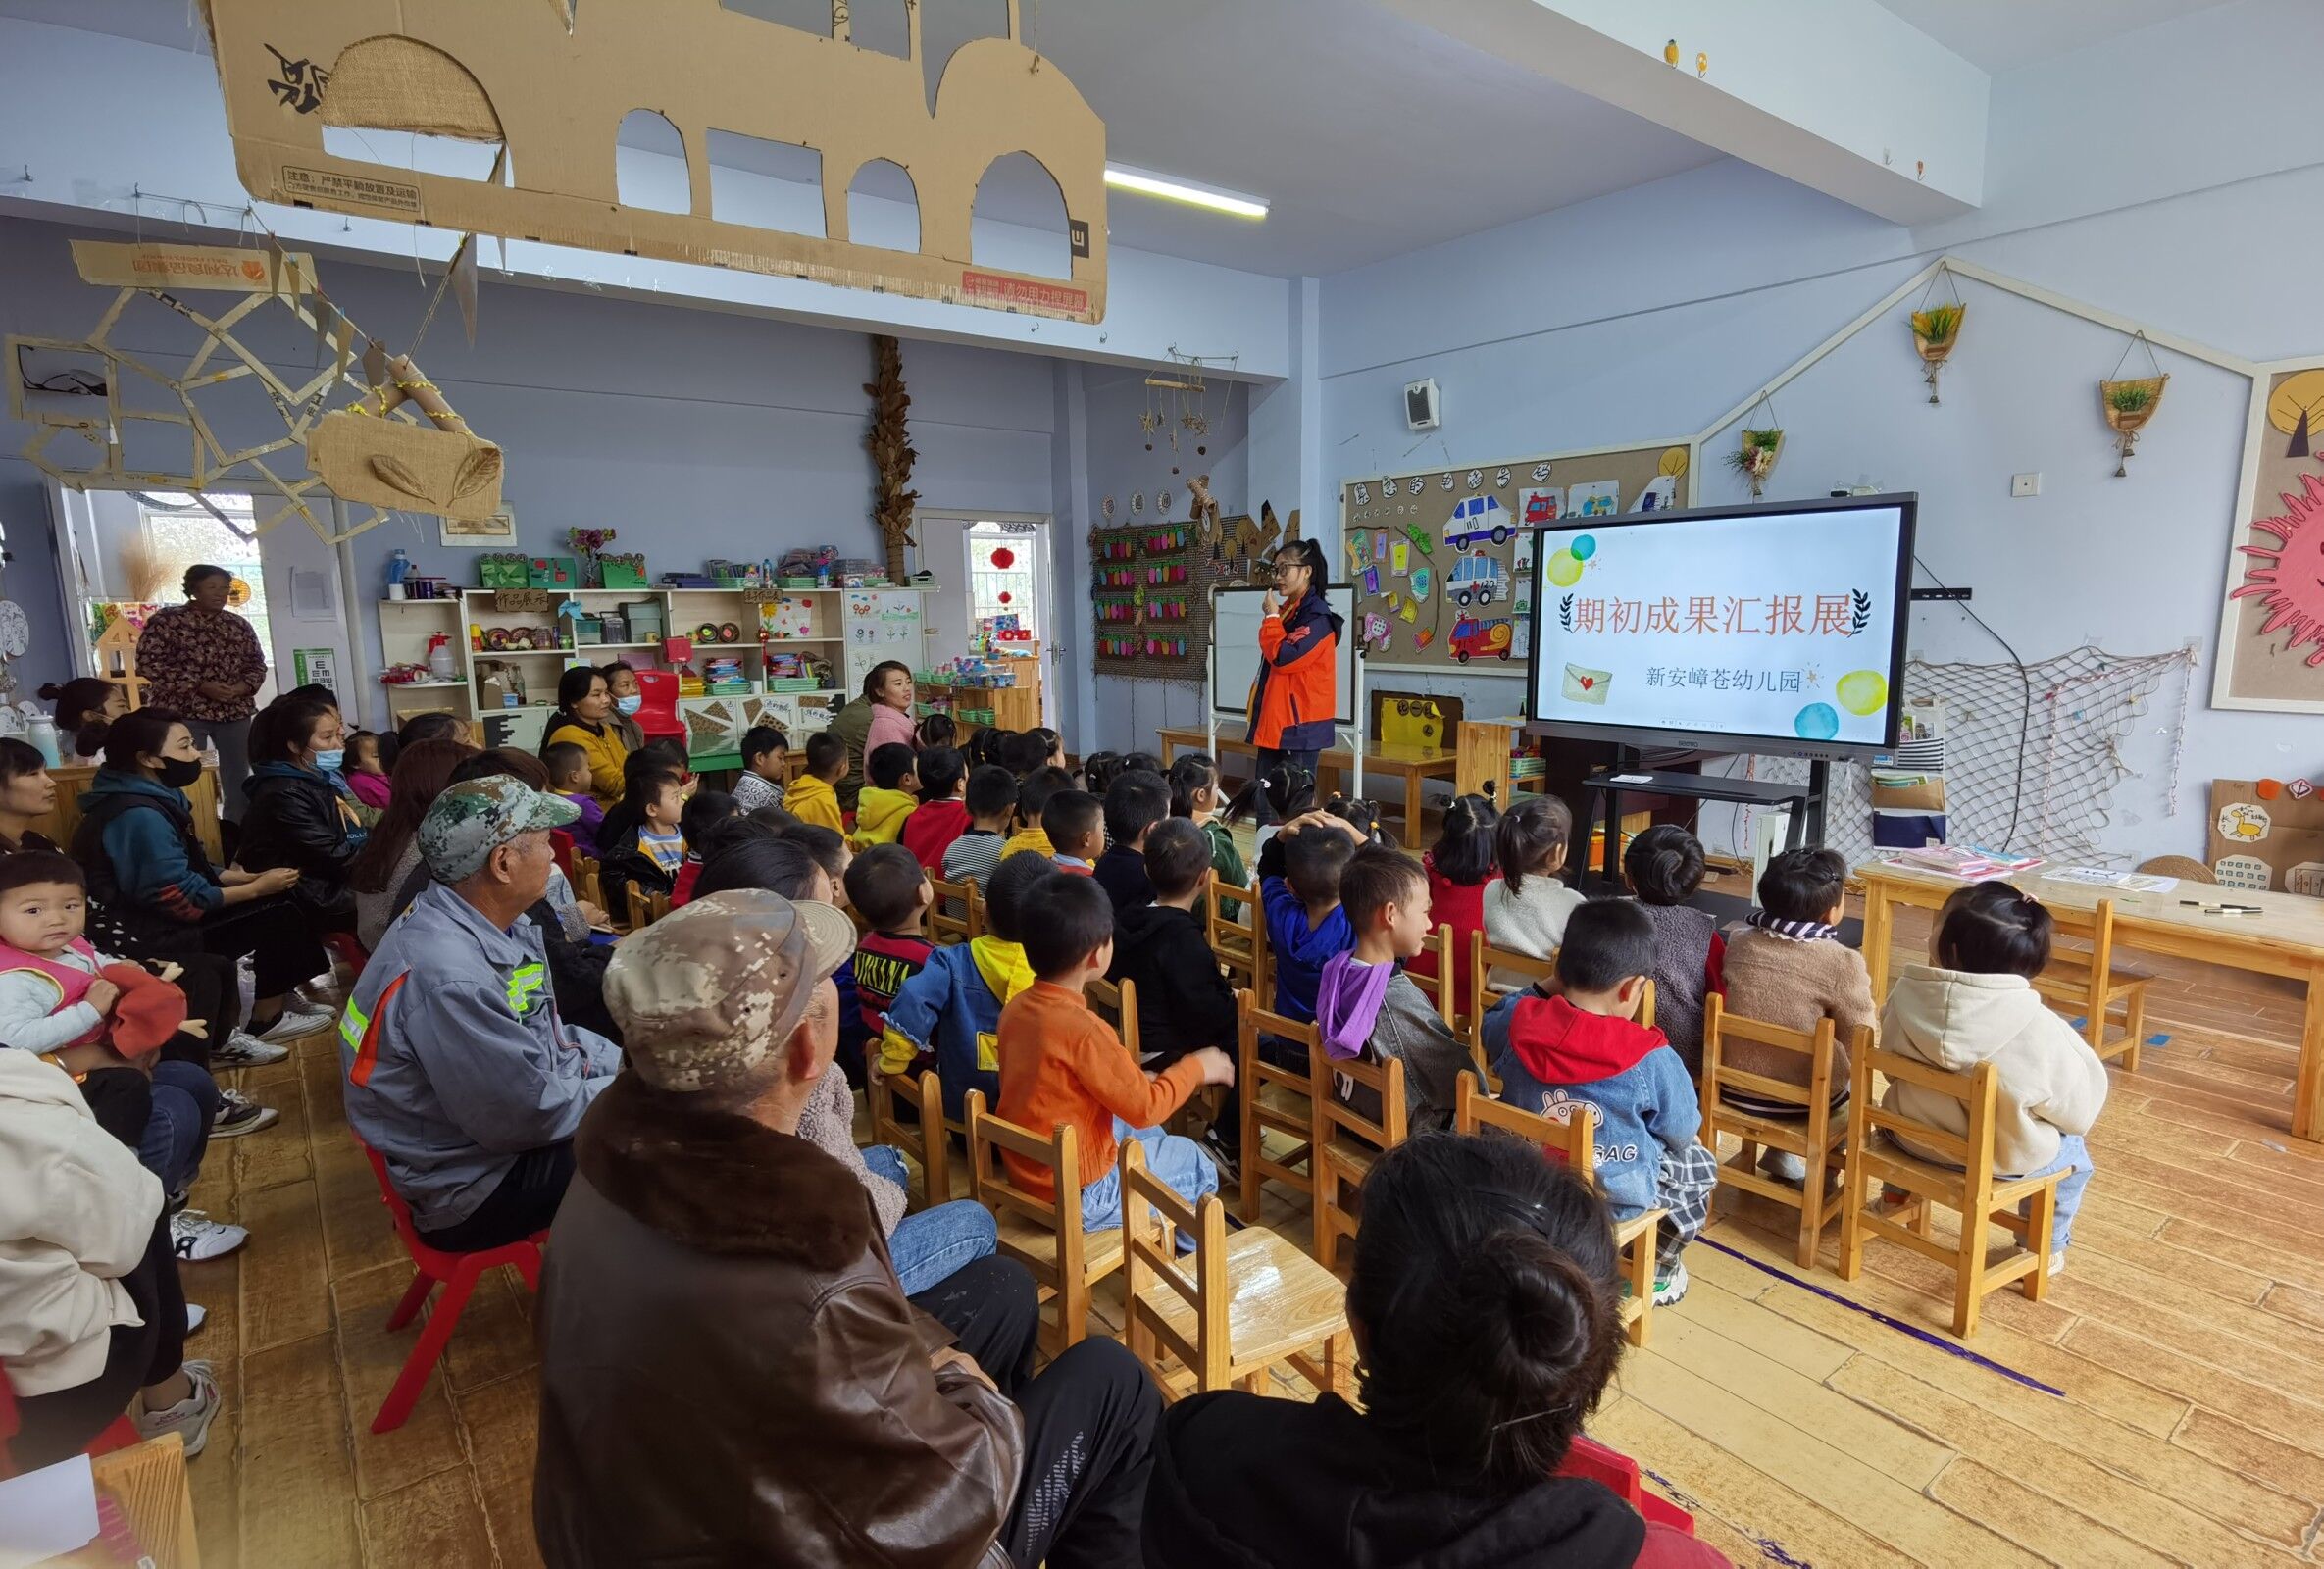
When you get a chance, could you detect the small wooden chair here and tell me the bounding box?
[1399,923,1459,1031]
[624,880,671,930]
[572,855,605,913]
[1087,975,1142,1057]
[1238,991,1320,1222]
[1699,995,1853,1269]
[1119,1139,1353,1401]
[866,1067,949,1209]
[1207,878,1259,989]
[1455,1076,1661,1346]
[1311,1038,1408,1270]
[929,875,983,944]
[2034,897,2150,1071]
[963,1089,1125,1350]
[1467,932,1554,1087]
[1244,889,1274,1009]
[1838,1045,2063,1338]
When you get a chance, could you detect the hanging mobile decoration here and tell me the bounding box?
[2100,330,2168,479]
[1727,393,1785,499]
[1908,264,1967,405]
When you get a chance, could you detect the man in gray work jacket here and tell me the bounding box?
[339,775,621,1252]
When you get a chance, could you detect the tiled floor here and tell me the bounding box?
[180,897,2324,1567]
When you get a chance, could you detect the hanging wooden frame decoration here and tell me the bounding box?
[1909,264,1966,406]
[2101,331,2168,479]
[6,239,496,546]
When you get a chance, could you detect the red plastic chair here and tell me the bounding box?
[0,1371,140,1480]
[324,930,369,980]
[549,828,575,879]
[1558,1434,1698,1535]
[632,668,687,747]
[357,1139,544,1434]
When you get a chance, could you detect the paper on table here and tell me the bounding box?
[0,1453,98,1568]
[1607,773,1653,784]
[2041,866,2179,894]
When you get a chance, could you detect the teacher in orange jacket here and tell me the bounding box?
[1245,539,1342,824]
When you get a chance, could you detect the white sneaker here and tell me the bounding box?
[186,1302,207,1335]
[170,1210,248,1262]
[211,1030,291,1068]
[1652,1258,1691,1306]
[210,1088,279,1139]
[136,1359,222,1459]
[249,1005,333,1044]
[2047,1249,2066,1277]
[1758,1148,1809,1185]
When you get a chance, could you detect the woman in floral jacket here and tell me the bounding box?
[134,564,269,821]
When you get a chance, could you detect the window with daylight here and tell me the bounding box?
[968,520,1041,637]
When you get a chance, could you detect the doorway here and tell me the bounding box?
[914,510,1054,725]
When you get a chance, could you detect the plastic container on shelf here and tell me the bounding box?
[25,715,60,768]
[427,633,458,683]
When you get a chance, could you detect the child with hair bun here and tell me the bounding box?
[1623,824,1723,1077]
[1483,795,1584,987]
[1142,1129,1730,1567]
[1407,792,1497,1023]
[1881,881,2108,1276]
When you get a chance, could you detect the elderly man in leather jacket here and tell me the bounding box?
[533,890,1161,1567]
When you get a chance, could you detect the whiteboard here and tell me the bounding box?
[1210,585,1359,725]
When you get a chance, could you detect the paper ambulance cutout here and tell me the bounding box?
[1563,664,1612,704]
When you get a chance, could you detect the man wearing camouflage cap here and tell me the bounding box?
[338,776,621,1252]
[533,890,1160,1568]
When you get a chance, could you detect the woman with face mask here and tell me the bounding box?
[600,661,647,753]
[232,693,362,933]
[542,667,630,811]
[71,709,330,1044]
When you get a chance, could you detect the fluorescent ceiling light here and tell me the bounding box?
[1105,164,1269,220]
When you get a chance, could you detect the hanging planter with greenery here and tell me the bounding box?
[1908,264,1967,405]
[1727,417,1785,500]
[2100,331,2167,478]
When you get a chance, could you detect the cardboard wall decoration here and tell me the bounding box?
[201,0,1108,323]
[2213,357,2324,712]
[1341,441,1695,675]
[2207,779,2324,895]
[5,240,489,546]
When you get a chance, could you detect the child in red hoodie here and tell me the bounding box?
[898,746,971,872]
[1406,793,1497,1022]
[1480,897,1716,1307]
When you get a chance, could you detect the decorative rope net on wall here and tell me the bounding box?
[1731,645,2199,868]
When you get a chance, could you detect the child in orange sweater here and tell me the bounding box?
[994,870,1235,1234]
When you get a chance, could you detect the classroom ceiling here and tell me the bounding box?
[3,0,1721,278]
[1872,0,2242,71]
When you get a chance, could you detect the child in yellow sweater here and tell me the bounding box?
[783,732,846,834]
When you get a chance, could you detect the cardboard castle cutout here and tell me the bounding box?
[201,0,1108,322]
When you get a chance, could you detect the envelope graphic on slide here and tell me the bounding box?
[1563,664,1612,704]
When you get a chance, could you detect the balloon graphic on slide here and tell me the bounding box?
[1546,549,1584,587]
[1836,670,1889,716]
[1571,535,1597,561]
[1794,703,1841,741]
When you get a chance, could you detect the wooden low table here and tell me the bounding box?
[1856,858,2324,1143]
[1154,727,1458,843]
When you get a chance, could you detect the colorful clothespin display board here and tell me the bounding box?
[1340,439,1693,674]
[1087,516,1248,683]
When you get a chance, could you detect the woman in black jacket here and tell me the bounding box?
[235,693,359,930]
[1141,1131,1726,1569]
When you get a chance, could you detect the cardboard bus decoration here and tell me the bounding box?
[201,0,1109,323]
[6,240,493,545]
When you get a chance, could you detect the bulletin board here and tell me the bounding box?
[1341,439,1696,675]
[2208,779,2324,895]
[1089,514,1271,683]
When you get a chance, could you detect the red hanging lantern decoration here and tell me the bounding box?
[989,546,1016,570]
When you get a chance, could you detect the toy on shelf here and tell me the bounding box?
[600,552,650,589]
[478,552,529,590]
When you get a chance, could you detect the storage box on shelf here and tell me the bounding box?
[919,638,1043,734]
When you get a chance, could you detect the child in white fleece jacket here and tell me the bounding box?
[1879,882,2109,1274]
